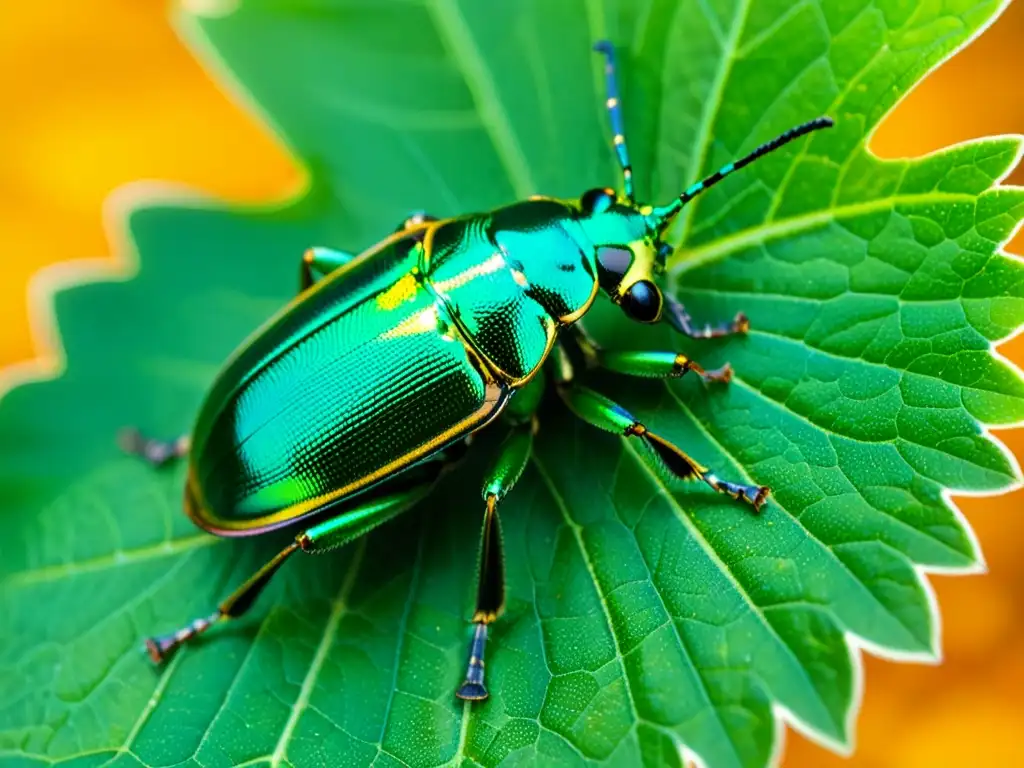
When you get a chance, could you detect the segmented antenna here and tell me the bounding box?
[651,116,834,229]
[593,41,635,201]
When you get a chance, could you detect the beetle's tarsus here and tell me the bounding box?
[702,471,770,513]
[456,681,489,701]
[663,294,752,340]
[144,610,221,664]
[144,636,170,664]
[456,622,490,702]
[700,362,733,384]
[690,316,742,339]
[119,428,189,467]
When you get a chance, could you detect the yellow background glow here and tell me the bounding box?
[1,3,1022,764]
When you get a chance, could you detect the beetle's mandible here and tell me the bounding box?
[122,41,833,702]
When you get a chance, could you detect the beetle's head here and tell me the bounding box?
[576,81,834,324]
[575,186,670,323]
[573,36,835,325]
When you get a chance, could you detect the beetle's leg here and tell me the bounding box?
[144,484,431,663]
[456,423,534,701]
[300,246,357,292]
[556,383,769,511]
[598,349,733,384]
[144,538,298,663]
[565,323,732,383]
[300,213,438,292]
[118,428,190,467]
[394,211,438,233]
[663,293,749,340]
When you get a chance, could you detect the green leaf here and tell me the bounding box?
[2,0,1022,766]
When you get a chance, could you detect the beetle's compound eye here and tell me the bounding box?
[596,246,633,292]
[581,187,617,215]
[622,279,662,323]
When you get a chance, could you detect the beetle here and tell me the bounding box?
[122,41,833,702]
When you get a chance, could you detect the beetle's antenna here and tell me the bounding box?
[650,116,834,231]
[593,41,635,202]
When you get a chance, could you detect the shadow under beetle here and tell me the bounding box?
[122,41,833,701]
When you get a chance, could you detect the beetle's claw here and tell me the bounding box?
[144,636,170,664]
[701,363,733,384]
[750,485,770,512]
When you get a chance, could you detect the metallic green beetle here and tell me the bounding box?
[123,41,833,701]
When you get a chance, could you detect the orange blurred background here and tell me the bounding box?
[1,2,1022,765]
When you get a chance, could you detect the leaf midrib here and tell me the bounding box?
[534,452,748,768]
[721,336,1015,484]
[676,292,1016,409]
[667,191,978,279]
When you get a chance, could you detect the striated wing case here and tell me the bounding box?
[187,227,508,534]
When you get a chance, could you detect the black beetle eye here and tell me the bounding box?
[622,280,662,323]
[581,187,616,215]
[596,246,633,291]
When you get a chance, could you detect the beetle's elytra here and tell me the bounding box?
[122,41,833,702]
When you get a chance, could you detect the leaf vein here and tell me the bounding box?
[269,538,368,768]
[663,381,942,646]
[739,325,1017,411]
[429,0,535,198]
[3,533,217,588]
[669,191,977,278]
[531,455,641,745]
[372,533,426,762]
[622,416,842,734]
[676,0,754,244]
